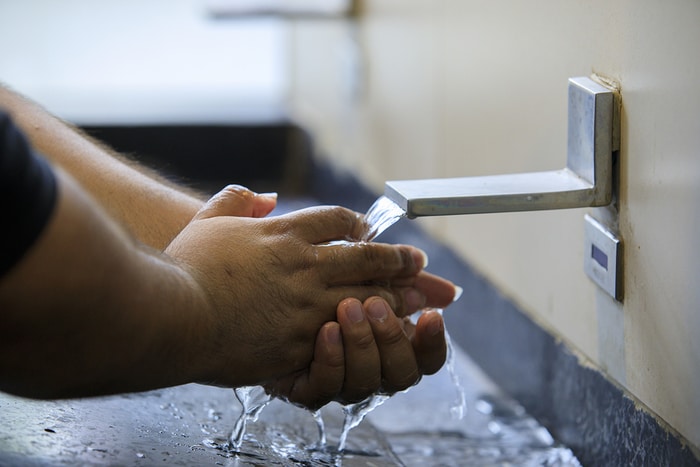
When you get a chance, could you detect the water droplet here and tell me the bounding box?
[488,421,502,435]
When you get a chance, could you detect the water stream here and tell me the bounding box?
[227,386,273,451]
[336,196,467,451]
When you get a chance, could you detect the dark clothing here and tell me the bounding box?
[0,111,57,277]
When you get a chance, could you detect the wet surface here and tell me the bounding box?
[0,343,580,466]
[0,384,399,466]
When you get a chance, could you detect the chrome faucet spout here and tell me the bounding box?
[384,77,618,219]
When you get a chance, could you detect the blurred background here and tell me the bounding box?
[2,0,698,460]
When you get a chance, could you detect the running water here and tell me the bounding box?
[440,309,467,419]
[362,195,407,241]
[226,195,466,454]
[226,386,272,451]
[335,196,467,451]
[311,410,327,447]
[337,394,391,451]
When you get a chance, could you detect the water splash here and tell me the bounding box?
[333,308,468,452]
[311,410,326,447]
[225,195,465,455]
[226,386,272,451]
[337,394,391,452]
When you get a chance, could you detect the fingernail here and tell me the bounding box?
[258,192,278,199]
[367,299,389,322]
[412,248,429,269]
[453,285,464,302]
[346,300,365,323]
[404,288,426,311]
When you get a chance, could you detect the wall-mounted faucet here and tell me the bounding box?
[384,76,619,218]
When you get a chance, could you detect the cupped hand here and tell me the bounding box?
[164,185,446,388]
[266,297,448,410]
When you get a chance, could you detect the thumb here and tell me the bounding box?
[194,184,277,220]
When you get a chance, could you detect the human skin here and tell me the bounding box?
[0,85,457,404]
[163,186,455,388]
[269,297,448,410]
[0,84,457,312]
[0,169,451,398]
[0,83,203,250]
[193,186,452,410]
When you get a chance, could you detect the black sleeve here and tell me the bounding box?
[0,110,58,278]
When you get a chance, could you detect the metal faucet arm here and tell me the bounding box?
[384,77,618,218]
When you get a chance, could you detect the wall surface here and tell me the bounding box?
[288,0,700,451]
[0,0,289,125]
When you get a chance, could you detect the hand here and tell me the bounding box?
[265,297,448,410]
[199,184,456,316]
[200,185,454,409]
[164,185,446,388]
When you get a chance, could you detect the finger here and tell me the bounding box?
[336,298,381,403]
[249,193,278,218]
[315,242,427,284]
[363,297,420,393]
[328,285,427,318]
[267,322,345,410]
[406,271,461,309]
[194,184,277,220]
[412,310,447,375]
[279,206,368,244]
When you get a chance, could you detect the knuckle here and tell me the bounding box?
[377,320,409,348]
[311,205,361,239]
[361,244,398,271]
[325,353,345,371]
[352,331,378,352]
[331,206,363,239]
[223,184,252,197]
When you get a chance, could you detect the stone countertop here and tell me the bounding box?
[0,340,579,466]
[0,383,399,466]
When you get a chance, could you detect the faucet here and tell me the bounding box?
[384,77,619,218]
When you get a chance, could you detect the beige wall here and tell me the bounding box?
[288,0,700,450]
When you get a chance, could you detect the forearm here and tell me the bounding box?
[0,169,211,398]
[0,84,204,250]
